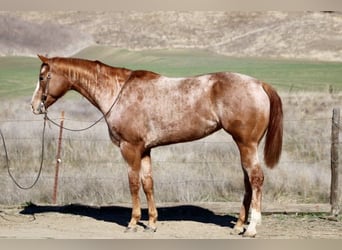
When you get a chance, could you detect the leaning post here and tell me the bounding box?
[53,111,64,204]
[331,108,340,216]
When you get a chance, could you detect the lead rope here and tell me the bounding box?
[0,113,47,190]
[44,78,127,132]
[45,111,105,132]
[2,73,129,188]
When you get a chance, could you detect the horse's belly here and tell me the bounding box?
[145,115,219,147]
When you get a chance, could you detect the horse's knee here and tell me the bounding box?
[128,170,141,193]
[140,154,154,194]
[142,177,154,195]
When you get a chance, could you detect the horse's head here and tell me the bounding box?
[31,55,71,114]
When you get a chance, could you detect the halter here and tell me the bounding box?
[40,72,51,113]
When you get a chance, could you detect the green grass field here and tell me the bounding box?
[1,46,342,99]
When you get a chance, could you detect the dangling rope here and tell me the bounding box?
[0,114,47,190]
[1,83,123,188]
[45,112,105,132]
[44,77,127,132]
[2,71,129,189]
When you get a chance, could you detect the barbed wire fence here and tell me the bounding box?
[0,90,341,214]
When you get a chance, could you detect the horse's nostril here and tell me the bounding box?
[31,103,40,114]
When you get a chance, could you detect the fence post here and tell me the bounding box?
[331,108,340,216]
[53,111,64,204]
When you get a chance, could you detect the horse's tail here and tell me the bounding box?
[262,82,283,169]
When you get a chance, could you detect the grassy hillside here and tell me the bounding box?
[0,56,39,98]
[1,46,342,99]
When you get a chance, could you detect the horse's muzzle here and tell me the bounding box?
[31,102,46,115]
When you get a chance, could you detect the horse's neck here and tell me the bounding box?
[62,63,131,114]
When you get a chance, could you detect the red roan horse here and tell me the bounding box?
[31,55,283,237]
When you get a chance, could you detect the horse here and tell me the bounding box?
[31,55,283,237]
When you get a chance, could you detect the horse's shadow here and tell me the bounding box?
[20,203,237,229]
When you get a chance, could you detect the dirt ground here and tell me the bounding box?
[0,202,341,239]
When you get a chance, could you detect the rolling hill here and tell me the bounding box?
[0,11,341,61]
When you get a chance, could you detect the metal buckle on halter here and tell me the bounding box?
[40,100,47,114]
[40,95,47,114]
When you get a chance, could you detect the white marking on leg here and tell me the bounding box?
[245,208,261,236]
[251,208,262,225]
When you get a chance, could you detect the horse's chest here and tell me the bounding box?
[107,126,121,146]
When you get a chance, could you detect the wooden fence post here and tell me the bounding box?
[53,111,64,204]
[331,108,340,216]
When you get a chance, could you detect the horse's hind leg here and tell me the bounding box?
[140,150,158,232]
[234,142,264,237]
[232,167,252,235]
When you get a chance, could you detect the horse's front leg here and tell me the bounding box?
[120,142,143,232]
[140,150,158,232]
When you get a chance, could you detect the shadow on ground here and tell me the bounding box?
[20,203,237,229]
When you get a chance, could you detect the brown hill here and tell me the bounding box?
[0,11,341,61]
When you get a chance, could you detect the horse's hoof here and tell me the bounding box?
[230,226,244,235]
[242,230,257,238]
[124,226,138,233]
[144,225,157,233]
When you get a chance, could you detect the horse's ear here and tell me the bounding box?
[37,54,48,63]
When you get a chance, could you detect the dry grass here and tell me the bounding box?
[1,91,342,206]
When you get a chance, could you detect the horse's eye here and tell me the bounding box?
[39,76,44,81]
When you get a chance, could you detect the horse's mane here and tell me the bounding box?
[50,57,132,85]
